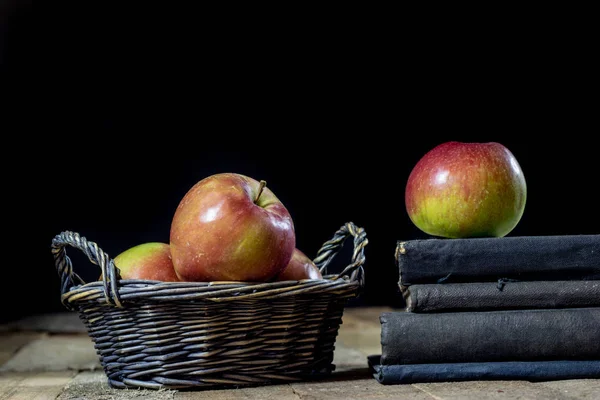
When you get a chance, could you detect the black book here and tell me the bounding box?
[402,280,600,312]
[380,308,600,365]
[368,356,600,384]
[396,234,600,286]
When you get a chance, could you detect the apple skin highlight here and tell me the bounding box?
[170,173,296,282]
[405,141,527,239]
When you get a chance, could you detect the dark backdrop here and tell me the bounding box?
[2,2,598,323]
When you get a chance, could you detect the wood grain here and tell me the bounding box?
[0,371,76,400]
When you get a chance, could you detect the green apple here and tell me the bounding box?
[405,141,527,238]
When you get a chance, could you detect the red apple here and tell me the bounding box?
[170,172,296,282]
[405,141,527,238]
[111,242,180,282]
[275,248,323,281]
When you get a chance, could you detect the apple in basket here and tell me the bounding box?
[275,248,323,281]
[405,141,527,238]
[104,242,180,282]
[170,172,296,282]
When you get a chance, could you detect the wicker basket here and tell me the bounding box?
[51,222,367,390]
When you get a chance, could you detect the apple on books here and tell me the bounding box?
[405,141,527,239]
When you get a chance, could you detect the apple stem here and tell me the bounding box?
[255,180,266,203]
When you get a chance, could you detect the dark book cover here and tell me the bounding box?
[396,234,600,286]
[402,280,600,312]
[380,308,600,365]
[368,355,600,384]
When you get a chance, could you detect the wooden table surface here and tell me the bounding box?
[1,306,598,399]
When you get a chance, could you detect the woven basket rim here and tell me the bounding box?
[53,222,367,309]
[62,274,361,306]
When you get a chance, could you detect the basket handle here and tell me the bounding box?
[312,222,368,286]
[51,231,123,308]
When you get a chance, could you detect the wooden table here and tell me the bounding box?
[1,307,598,399]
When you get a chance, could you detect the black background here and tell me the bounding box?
[1,2,598,323]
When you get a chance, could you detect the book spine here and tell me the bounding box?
[403,280,600,312]
[380,308,600,365]
[396,234,600,285]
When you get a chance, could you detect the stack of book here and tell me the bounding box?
[369,234,600,384]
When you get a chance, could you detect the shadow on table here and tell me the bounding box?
[326,367,373,381]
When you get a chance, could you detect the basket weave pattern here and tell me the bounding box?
[51,222,367,390]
